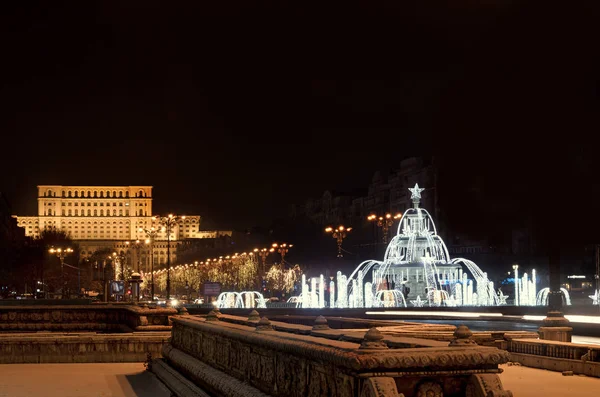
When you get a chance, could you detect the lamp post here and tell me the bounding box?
[253,247,270,276]
[325,226,352,258]
[367,213,402,244]
[125,240,144,273]
[253,248,271,290]
[125,240,143,302]
[140,223,160,301]
[513,264,519,306]
[272,243,292,266]
[49,247,73,299]
[156,214,185,301]
[111,252,126,281]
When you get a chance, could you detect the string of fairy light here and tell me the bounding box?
[140,242,291,277]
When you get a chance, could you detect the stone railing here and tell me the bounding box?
[508,338,600,362]
[0,331,170,363]
[0,304,177,332]
[153,312,514,397]
[507,337,600,377]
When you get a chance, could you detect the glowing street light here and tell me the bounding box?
[155,214,185,301]
[253,247,271,277]
[125,240,144,273]
[272,243,292,265]
[368,213,402,244]
[513,264,519,306]
[49,247,73,299]
[325,226,352,258]
[139,221,160,300]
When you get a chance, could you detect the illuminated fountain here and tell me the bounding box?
[216,291,268,309]
[330,183,502,308]
[536,288,572,306]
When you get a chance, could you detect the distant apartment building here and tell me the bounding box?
[292,157,437,227]
[13,185,231,272]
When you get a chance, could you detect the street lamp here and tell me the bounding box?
[49,247,73,299]
[156,213,185,301]
[513,264,519,306]
[139,223,160,301]
[368,213,402,244]
[125,240,144,273]
[253,247,271,288]
[272,243,292,266]
[111,252,126,281]
[325,226,352,258]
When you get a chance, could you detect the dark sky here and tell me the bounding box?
[1,1,598,230]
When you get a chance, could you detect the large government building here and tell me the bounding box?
[14,185,231,272]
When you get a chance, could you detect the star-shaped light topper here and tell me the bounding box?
[590,289,600,306]
[409,183,425,200]
[410,295,426,307]
[497,290,508,305]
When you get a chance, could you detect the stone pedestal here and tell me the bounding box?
[538,326,573,342]
[539,311,572,342]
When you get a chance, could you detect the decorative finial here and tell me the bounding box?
[206,310,219,321]
[247,309,260,321]
[449,325,477,346]
[255,316,273,331]
[312,315,330,330]
[178,306,189,315]
[359,327,388,350]
[409,183,425,201]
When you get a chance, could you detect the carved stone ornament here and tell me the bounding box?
[359,328,389,351]
[416,381,443,397]
[449,325,477,346]
[465,374,513,397]
[247,310,260,321]
[360,377,404,397]
[205,310,219,321]
[255,316,273,331]
[178,306,189,315]
[312,315,330,330]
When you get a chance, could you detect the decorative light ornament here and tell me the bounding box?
[408,183,425,200]
[410,295,425,307]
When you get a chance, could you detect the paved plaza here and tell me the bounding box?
[0,363,171,397]
[0,362,599,396]
[499,364,600,397]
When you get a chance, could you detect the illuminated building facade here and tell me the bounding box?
[13,185,231,271]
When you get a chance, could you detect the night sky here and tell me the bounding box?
[1,1,598,231]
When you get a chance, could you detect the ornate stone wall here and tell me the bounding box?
[0,304,176,332]
[0,332,169,363]
[157,314,514,397]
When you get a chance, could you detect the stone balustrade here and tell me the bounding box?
[508,338,600,362]
[0,331,170,363]
[0,304,177,332]
[507,337,600,377]
[153,313,514,397]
